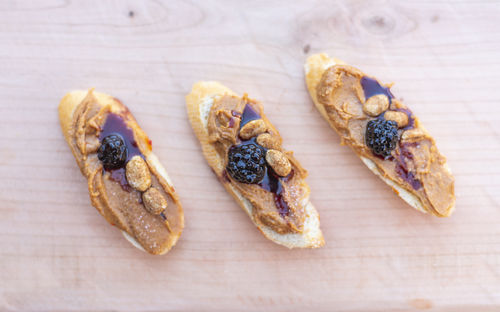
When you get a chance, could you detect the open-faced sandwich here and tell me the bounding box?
[186,82,324,248]
[305,54,455,217]
[59,89,184,255]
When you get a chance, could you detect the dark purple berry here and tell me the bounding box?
[365,118,399,158]
[226,143,266,184]
[98,134,127,170]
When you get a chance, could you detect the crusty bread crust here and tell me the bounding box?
[59,90,184,254]
[186,82,324,248]
[305,54,455,217]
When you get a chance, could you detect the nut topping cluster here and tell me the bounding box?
[98,134,168,216]
[226,105,293,184]
[363,93,413,157]
[124,156,168,215]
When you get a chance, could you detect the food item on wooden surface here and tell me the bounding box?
[305,53,455,217]
[186,82,324,248]
[59,89,184,255]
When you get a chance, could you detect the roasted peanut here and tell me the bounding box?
[265,149,291,177]
[384,111,409,128]
[256,133,280,149]
[401,128,426,141]
[125,156,151,192]
[142,187,168,215]
[363,94,390,117]
[239,119,267,140]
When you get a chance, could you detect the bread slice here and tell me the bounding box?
[186,81,324,248]
[305,54,455,217]
[59,89,184,254]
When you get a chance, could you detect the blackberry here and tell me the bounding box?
[98,134,128,170]
[365,118,399,158]
[226,143,266,184]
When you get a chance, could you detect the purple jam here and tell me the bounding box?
[361,76,394,103]
[228,110,242,128]
[259,169,294,217]
[240,103,261,128]
[99,113,144,191]
[395,142,422,190]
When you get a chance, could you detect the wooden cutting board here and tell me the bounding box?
[1,1,499,311]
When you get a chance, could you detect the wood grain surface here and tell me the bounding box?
[1,0,499,311]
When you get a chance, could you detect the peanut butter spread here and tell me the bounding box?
[207,95,309,234]
[66,92,182,254]
[316,65,455,216]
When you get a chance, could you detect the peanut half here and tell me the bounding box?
[401,128,427,142]
[265,149,292,177]
[256,133,280,150]
[125,156,152,192]
[384,111,409,128]
[142,187,168,215]
[240,119,267,140]
[363,94,390,117]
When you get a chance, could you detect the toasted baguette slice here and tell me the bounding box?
[305,54,455,217]
[186,82,324,248]
[59,89,184,254]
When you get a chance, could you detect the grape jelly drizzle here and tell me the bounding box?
[99,113,143,192]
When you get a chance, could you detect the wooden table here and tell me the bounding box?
[1,1,499,310]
